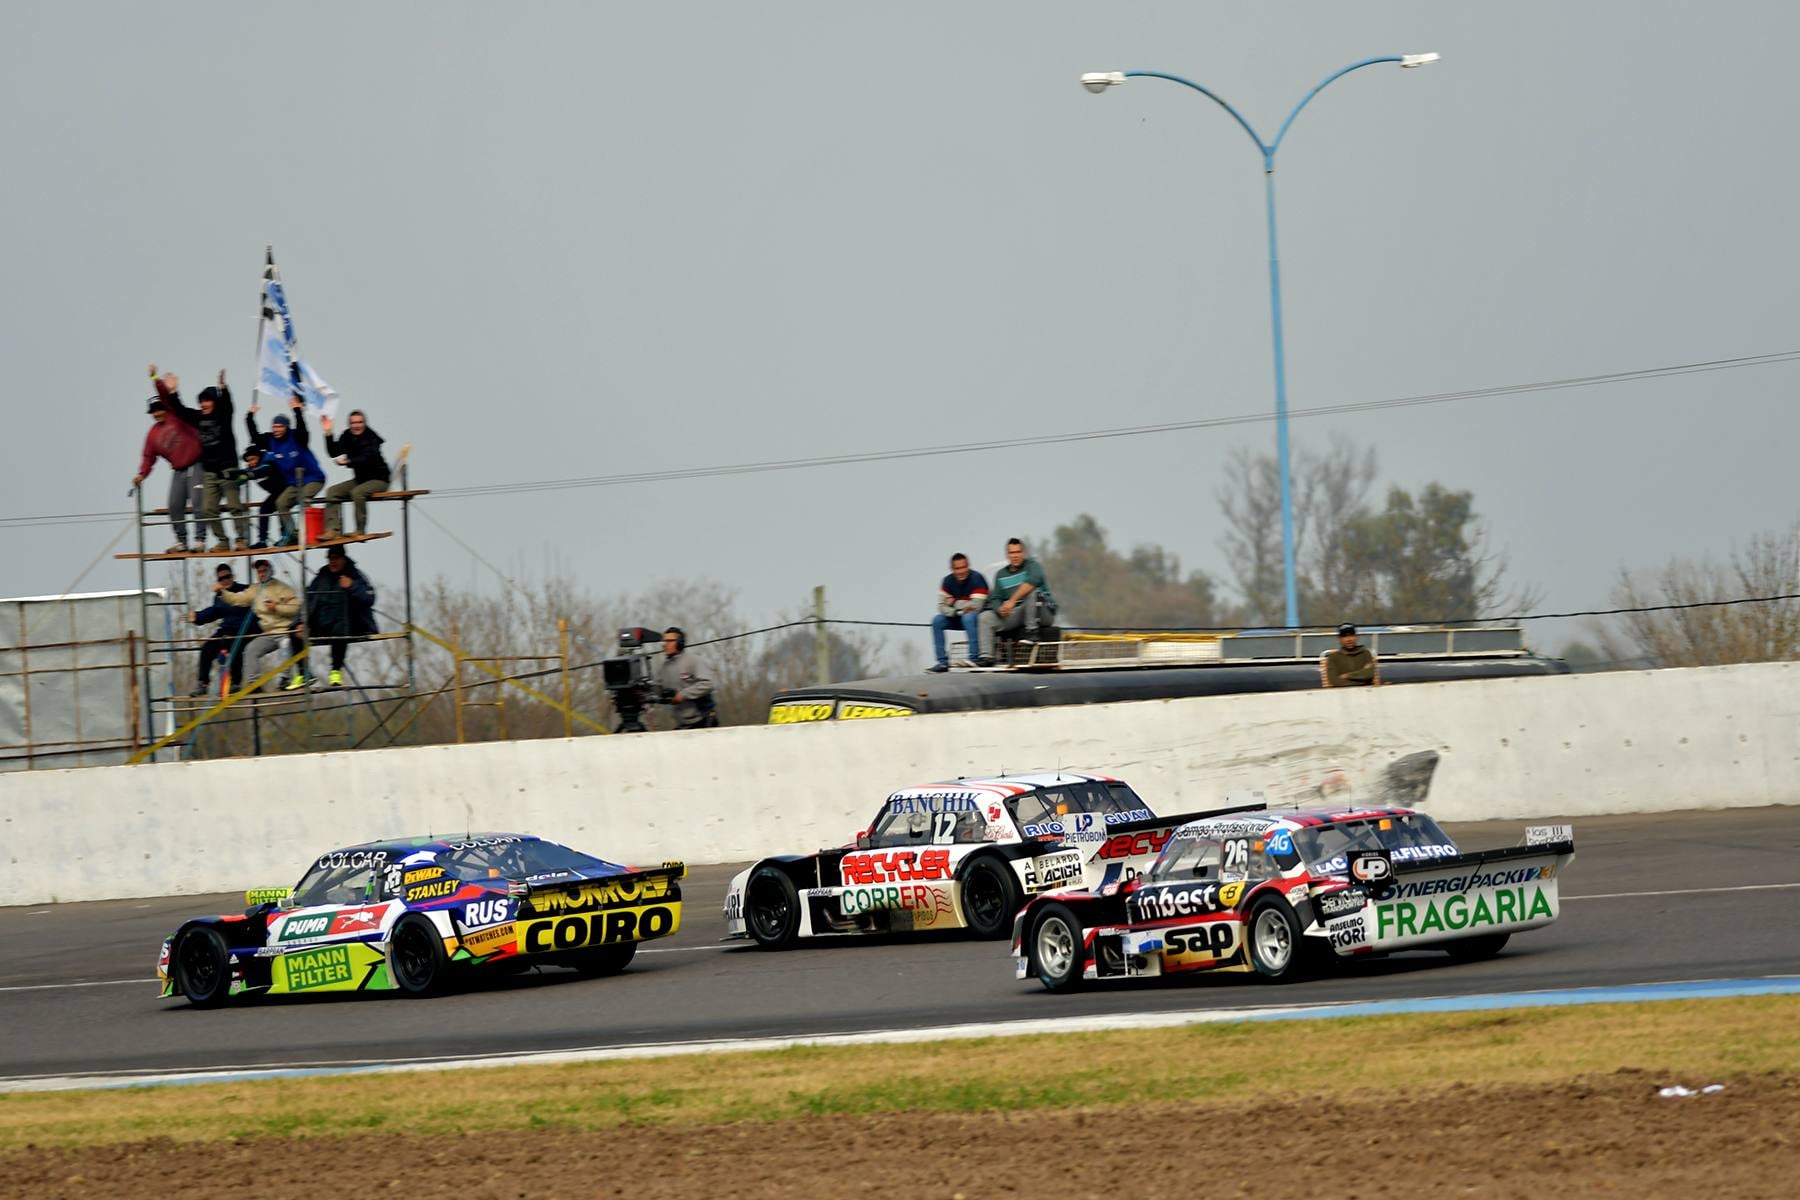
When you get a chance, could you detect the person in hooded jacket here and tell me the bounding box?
[304,547,378,687]
[189,562,260,693]
[165,369,248,551]
[131,367,204,553]
[260,396,327,546]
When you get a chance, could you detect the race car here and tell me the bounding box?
[723,771,1229,948]
[157,833,684,1005]
[1013,805,1575,991]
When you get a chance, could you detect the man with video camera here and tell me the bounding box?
[654,626,718,729]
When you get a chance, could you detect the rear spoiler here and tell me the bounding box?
[508,860,686,907]
[1389,840,1574,876]
[1107,802,1267,837]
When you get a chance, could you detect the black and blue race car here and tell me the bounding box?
[157,832,684,1005]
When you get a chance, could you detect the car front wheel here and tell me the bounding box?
[1032,904,1086,993]
[746,867,801,949]
[174,926,231,1007]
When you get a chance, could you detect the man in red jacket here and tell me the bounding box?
[132,367,204,553]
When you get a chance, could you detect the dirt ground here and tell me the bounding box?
[4,1070,1795,1199]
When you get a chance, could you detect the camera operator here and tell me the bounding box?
[655,627,718,729]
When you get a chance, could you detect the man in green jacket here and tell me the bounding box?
[976,538,1057,666]
[1321,623,1380,687]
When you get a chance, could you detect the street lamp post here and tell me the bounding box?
[1080,54,1439,629]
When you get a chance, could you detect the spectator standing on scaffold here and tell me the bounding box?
[164,369,248,552]
[260,395,327,547]
[132,366,204,554]
[321,409,390,537]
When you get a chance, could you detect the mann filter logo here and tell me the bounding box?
[769,702,834,724]
[518,902,680,953]
[281,945,353,990]
[278,914,332,942]
[1376,884,1556,940]
[525,874,673,915]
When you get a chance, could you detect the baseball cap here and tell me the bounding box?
[1336,623,1356,637]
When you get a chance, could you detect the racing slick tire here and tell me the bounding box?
[1031,904,1086,993]
[173,925,231,1007]
[1247,896,1305,982]
[746,866,802,950]
[1442,932,1510,962]
[959,856,1021,940]
[388,914,449,997]
[571,942,638,976]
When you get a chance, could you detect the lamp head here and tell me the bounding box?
[1080,71,1127,94]
[1399,52,1440,68]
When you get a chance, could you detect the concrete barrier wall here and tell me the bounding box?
[3,661,1796,906]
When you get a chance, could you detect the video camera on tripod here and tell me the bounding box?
[602,626,669,733]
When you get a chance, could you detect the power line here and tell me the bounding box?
[5,347,1798,531]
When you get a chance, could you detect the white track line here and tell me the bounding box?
[1564,882,1800,901]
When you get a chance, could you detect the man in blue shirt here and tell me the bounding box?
[977,538,1056,666]
[928,553,990,673]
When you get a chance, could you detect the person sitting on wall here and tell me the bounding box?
[928,552,990,673]
[975,537,1056,667]
[188,562,260,695]
[1321,622,1380,688]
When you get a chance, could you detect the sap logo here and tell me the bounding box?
[1163,923,1237,961]
[463,898,511,928]
[1096,829,1173,861]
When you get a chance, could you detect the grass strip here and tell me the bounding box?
[3,994,1796,1148]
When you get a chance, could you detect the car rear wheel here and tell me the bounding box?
[959,857,1021,939]
[1247,897,1303,982]
[571,942,638,976]
[174,926,231,1007]
[1032,904,1085,992]
[388,914,448,996]
[746,867,801,949]
[1443,932,1510,962]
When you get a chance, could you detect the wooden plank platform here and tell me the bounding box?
[117,532,392,562]
[146,491,426,515]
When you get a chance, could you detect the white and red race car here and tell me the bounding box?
[723,772,1229,948]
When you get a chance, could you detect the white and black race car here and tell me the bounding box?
[722,772,1228,948]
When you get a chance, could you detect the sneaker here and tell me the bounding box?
[950,658,975,668]
[233,539,250,552]
[210,540,232,553]
[284,674,310,691]
[327,669,344,687]
[926,663,949,674]
[975,657,997,668]
[165,543,189,555]
[188,684,208,697]
[249,540,268,550]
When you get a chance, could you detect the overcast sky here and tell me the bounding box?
[3,2,1794,661]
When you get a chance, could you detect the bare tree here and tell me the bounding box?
[1597,523,1800,668]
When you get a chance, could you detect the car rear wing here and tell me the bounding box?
[1106,801,1267,837]
[507,860,686,914]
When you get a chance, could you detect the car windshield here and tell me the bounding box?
[1011,780,1153,835]
[1149,823,1283,882]
[1295,813,1458,872]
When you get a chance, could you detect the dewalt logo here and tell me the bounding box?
[524,875,673,915]
[518,902,680,953]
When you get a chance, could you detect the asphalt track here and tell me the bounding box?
[2,807,1796,1083]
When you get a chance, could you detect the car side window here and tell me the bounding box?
[867,803,928,849]
[297,864,376,908]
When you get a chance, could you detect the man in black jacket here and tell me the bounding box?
[304,548,378,687]
[189,563,260,693]
[165,369,248,552]
[321,409,390,537]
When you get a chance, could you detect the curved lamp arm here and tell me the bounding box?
[1270,55,1404,154]
[1122,70,1270,158]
